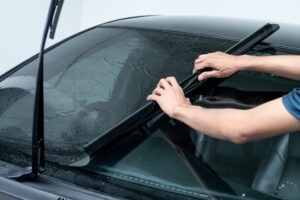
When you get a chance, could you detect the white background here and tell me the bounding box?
[0,0,299,75]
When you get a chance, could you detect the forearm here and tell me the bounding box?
[240,55,300,81]
[172,105,249,144]
[172,98,300,144]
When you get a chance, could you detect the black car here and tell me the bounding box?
[0,13,300,200]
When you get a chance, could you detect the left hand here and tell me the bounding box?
[147,77,191,118]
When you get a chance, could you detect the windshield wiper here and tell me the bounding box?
[7,0,64,181]
[180,23,280,91]
[71,23,280,167]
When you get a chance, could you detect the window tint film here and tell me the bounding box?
[0,27,234,165]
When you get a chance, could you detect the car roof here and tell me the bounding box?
[102,15,300,50]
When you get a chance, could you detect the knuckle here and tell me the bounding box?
[163,79,169,85]
[197,65,205,70]
[203,61,210,66]
[194,63,201,68]
[166,76,174,81]
[198,54,207,59]
[209,62,216,68]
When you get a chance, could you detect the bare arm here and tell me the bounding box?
[194,52,300,81]
[173,98,300,144]
[147,77,300,144]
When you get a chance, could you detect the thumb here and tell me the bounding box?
[198,71,218,81]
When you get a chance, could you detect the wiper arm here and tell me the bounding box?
[7,0,64,181]
[50,0,64,39]
[72,23,279,167]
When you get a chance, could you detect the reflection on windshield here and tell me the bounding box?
[0,27,233,165]
[85,112,277,200]
[85,70,295,199]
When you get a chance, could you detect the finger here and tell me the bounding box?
[153,87,164,96]
[194,57,205,64]
[215,51,224,55]
[166,76,180,88]
[159,78,171,89]
[193,62,209,73]
[147,94,159,102]
[185,98,191,104]
[197,54,208,59]
[165,77,173,86]
[198,71,219,81]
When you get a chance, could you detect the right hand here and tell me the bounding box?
[193,51,245,81]
[147,77,191,118]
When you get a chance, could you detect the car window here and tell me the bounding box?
[0,27,234,165]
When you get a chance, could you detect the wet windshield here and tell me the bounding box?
[85,49,300,199]
[1,25,300,200]
[0,27,234,164]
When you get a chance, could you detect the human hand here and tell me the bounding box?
[193,51,245,81]
[147,77,191,118]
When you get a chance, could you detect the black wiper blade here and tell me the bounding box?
[7,0,64,181]
[72,23,279,167]
[181,23,280,90]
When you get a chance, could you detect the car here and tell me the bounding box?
[0,7,300,200]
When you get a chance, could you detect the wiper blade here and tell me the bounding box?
[7,0,64,181]
[72,23,279,167]
[181,23,280,91]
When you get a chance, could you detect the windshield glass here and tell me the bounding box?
[85,47,300,199]
[0,27,234,165]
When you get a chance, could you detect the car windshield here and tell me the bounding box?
[1,24,300,199]
[0,27,234,165]
[85,48,300,199]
